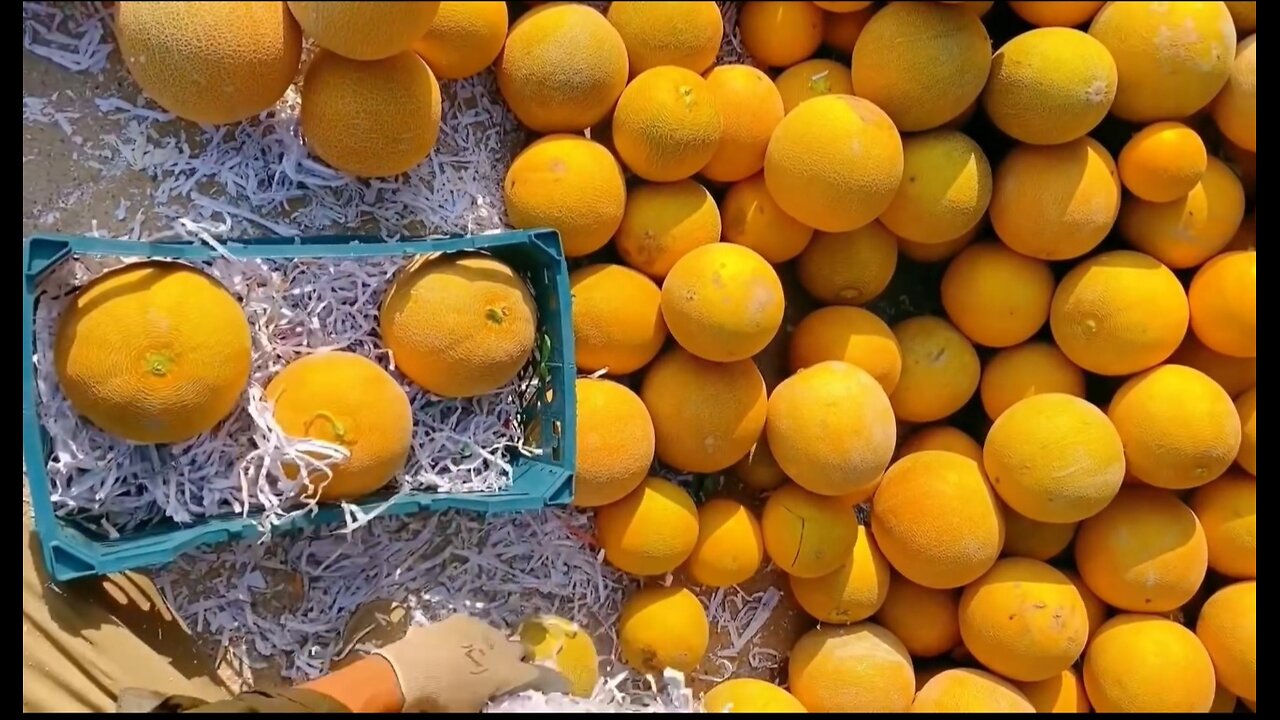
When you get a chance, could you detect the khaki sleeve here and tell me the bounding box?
[116,688,350,714]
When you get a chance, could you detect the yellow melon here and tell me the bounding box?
[1009,1,1104,27]
[288,1,438,60]
[821,5,874,54]
[615,180,721,279]
[684,498,764,588]
[737,1,824,68]
[266,351,412,501]
[788,306,901,393]
[1060,569,1107,643]
[1002,509,1077,562]
[959,558,1089,682]
[872,451,1004,588]
[774,59,854,113]
[301,50,441,178]
[912,668,1036,713]
[980,342,1086,421]
[1225,1,1257,33]
[569,264,666,375]
[504,135,626,257]
[1214,34,1255,149]
[380,254,534,397]
[1074,486,1208,612]
[661,244,784,363]
[612,66,723,182]
[1017,668,1091,714]
[518,615,599,698]
[763,95,904,232]
[761,482,857,578]
[1197,581,1257,703]
[618,586,708,673]
[789,623,915,712]
[607,1,722,76]
[984,393,1124,523]
[412,1,506,79]
[1189,250,1256,358]
[1235,387,1255,474]
[54,262,251,445]
[874,576,960,657]
[733,438,788,492]
[1121,157,1246,269]
[720,173,813,263]
[795,222,898,307]
[1050,250,1189,375]
[880,130,991,244]
[766,361,896,497]
[1108,365,1241,489]
[1088,1,1236,122]
[572,378,654,508]
[990,137,1120,260]
[496,3,628,132]
[790,522,890,623]
[702,66,785,183]
[852,2,992,131]
[955,1,996,16]
[702,678,807,713]
[889,316,980,423]
[941,242,1054,348]
[1190,471,1256,578]
[814,1,872,11]
[897,224,980,264]
[1226,210,1256,252]
[1117,121,1209,203]
[640,348,767,473]
[1084,614,1216,712]
[897,425,982,463]
[116,2,301,125]
[1170,335,1256,398]
[596,477,699,577]
[1223,137,1256,200]
[984,27,1117,145]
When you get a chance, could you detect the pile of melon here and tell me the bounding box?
[108,0,1256,713]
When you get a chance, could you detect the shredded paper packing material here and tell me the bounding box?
[23,1,778,711]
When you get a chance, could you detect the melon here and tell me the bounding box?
[814,1,872,11]
[1002,509,1077,562]
[874,576,960,658]
[569,264,666,375]
[897,224,979,264]
[789,623,916,712]
[774,59,854,113]
[941,242,1054,348]
[496,3,628,132]
[1196,581,1257,703]
[518,615,599,698]
[912,668,1036,712]
[1235,387,1255,474]
[1050,250,1189,375]
[1213,33,1256,151]
[737,1,824,68]
[54,262,250,444]
[761,482,856,578]
[1117,121,1209,203]
[872,451,1004,589]
[1224,1,1257,33]
[888,316,980,423]
[1009,1,1104,27]
[701,678,807,713]
[1120,156,1245,268]
[821,5,874,54]
[720,173,813,264]
[980,342,1086,421]
[733,438,788,492]
[795,222,899,306]
[116,1,302,125]
[615,180,720,279]
[1084,615,1216,712]
[789,521,890,623]
[1062,569,1107,643]
[701,66,785,183]
[763,95,904,233]
[788,306,901,394]
[572,378,654,508]
[766,361,896,497]
[412,0,507,79]
[595,477,699,577]
[607,0,722,75]
[897,425,982,463]
[1190,471,1256,579]
[380,254,534,397]
[852,2,992,131]
[612,66,723,182]
[1170,335,1256,398]
[661,244,784,363]
[288,1,439,60]
[684,498,764,588]
[265,351,412,501]
[640,348,767,473]
[1088,1,1236,122]
[504,135,626,258]
[880,130,991,244]
[618,586,708,673]
[1189,250,1256,358]
[1016,668,1091,714]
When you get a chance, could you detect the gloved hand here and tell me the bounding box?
[373,614,570,713]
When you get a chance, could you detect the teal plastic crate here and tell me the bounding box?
[22,231,576,582]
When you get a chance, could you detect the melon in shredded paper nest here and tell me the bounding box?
[788,623,916,712]
[115,1,302,125]
[613,66,724,182]
[380,254,536,399]
[701,678,807,713]
[300,50,442,178]
[607,0,723,76]
[266,351,413,502]
[618,585,709,674]
[595,476,699,577]
[504,135,626,258]
[572,377,654,508]
[517,615,600,699]
[568,264,666,375]
[288,1,441,61]
[54,262,251,445]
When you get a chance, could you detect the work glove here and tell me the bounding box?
[373,613,571,713]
